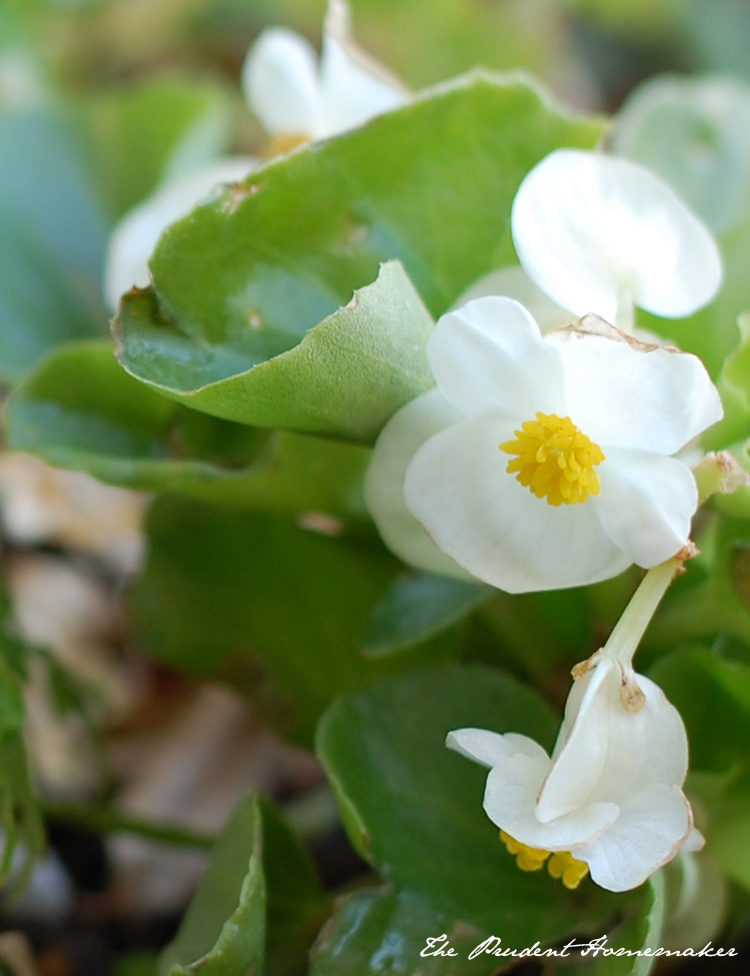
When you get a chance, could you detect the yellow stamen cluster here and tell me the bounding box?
[548,851,590,890]
[500,412,605,506]
[500,831,589,890]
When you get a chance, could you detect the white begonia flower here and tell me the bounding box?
[104,157,255,312]
[242,0,409,145]
[447,652,702,892]
[365,297,723,593]
[452,265,573,332]
[105,2,408,311]
[511,149,723,331]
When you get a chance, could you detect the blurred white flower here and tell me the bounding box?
[613,75,750,235]
[104,156,255,312]
[242,0,409,147]
[511,149,723,331]
[447,654,702,892]
[365,297,722,592]
[105,1,408,311]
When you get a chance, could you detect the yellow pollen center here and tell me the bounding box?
[500,831,589,890]
[500,412,605,507]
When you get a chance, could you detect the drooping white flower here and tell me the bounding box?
[447,652,702,892]
[511,149,723,330]
[242,0,409,145]
[365,297,722,593]
[104,157,255,311]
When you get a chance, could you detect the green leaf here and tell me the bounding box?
[575,874,665,976]
[114,74,604,437]
[0,655,25,736]
[317,664,624,962]
[230,431,370,518]
[0,106,108,383]
[262,800,329,976]
[160,792,265,976]
[310,885,501,976]
[161,793,326,976]
[6,340,277,498]
[117,260,435,442]
[129,498,453,741]
[7,338,374,512]
[0,731,45,889]
[362,573,492,658]
[77,77,232,220]
[643,516,750,655]
[648,646,750,772]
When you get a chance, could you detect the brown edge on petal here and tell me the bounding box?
[673,541,700,575]
[571,648,603,681]
[552,314,680,353]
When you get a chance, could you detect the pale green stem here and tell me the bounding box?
[602,557,679,667]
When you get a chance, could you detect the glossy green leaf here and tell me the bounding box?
[161,793,326,976]
[317,664,624,959]
[310,885,501,976]
[129,498,452,741]
[78,77,232,219]
[0,106,108,383]
[362,572,492,658]
[115,74,603,437]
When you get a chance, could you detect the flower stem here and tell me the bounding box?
[602,557,678,667]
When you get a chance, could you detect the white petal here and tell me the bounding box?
[428,297,566,420]
[452,265,574,333]
[548,326,723,455]
[104,157,256,311]
[539,662,689,823]
[317,0,408,139]
[364,390,475,580]
[594,447,698,567]
[581,784,693,891]
[445,728,539,769]
[589,671,689,797]
[536,662,618,822]
[241,27,319,138]
[404,414,631,593]
[484,752,619,850]
[512,149,723,322]
[682,827,706,853]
